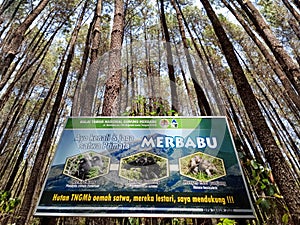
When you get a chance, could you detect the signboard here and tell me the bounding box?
[35,117,254,218]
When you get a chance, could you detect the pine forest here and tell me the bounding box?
[0,0,299,224]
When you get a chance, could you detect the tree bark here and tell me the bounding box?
[16,3,86,223]
[0,26,58,110]
[173,38,197,115]
[0,69,44,188]
[159,0,179,112]
[102,0,124,116]
[235,0,300,93]
[200,0,300,224]
[72,16,94,116]
[282,0,300,22]
[288,18,300,40]
[172,0,212,116]
[0,0,15,15]
[79,0,103,116]
[222,0,300,109]
[0,0,49,77]
[90,0,103,63]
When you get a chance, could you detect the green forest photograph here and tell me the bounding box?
[0,0,299,224]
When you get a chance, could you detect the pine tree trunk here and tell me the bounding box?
[171,0,212,116]
[235,0,300,92]
[16,4,86,223]
[222,0,300,109]
[102,0,124,116]
[200,0,300,224]
[72,17,93,116]
[90,0,103,63]
[0,0,14,15]
[129,27,135,105]
[288,18,300,40]
[282,0,300,22]
[0,27,58,110]
[0,0,49,77]
[173,38,197,115]
[79,0,103,116]
[159,0,179,112]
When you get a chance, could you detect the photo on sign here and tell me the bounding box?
[179,152,226,182]
[119,152,169,181]
[63,151,110,181]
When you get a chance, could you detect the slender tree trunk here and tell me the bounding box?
[171,0,212,116]
[143,12,153,98]
[222,0,300,109]
[199,0,300,224]
[288,18,300,40]
[79,0,103,116]
[102,0,124,116]
[90,0,103,63]
[173,40,197,115]
[16,4,86,223]
[0,0,49,77]
[129,26,135,106]
[0,0,15,15]
[71,15,93,116]
[0,11,52,92]
[282,0,300,22]
[0,0,22,44]
[159,0,179,112]
[0,27,58,110]
[235,0,300,92]
[124,37,130,110]
[190,22,217,84]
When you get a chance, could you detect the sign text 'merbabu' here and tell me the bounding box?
[140,136,218,149]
